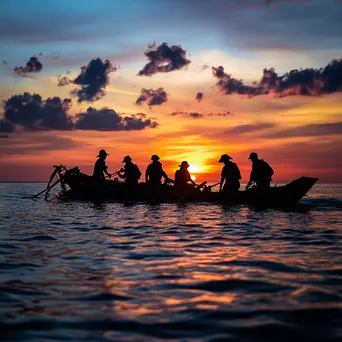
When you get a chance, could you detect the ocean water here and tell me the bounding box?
[0,183,341,342]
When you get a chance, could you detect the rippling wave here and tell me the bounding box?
[0,183,341,341]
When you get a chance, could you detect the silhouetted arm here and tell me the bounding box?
[145,166,149,183]
[117,168,125,179]
[104,165,111,178]
[246,170,254,189]
[219,176,224,192]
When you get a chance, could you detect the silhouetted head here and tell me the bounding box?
[179,161,190,168]
[248,152,258,162]
[97,149,109,159]
[122,155,132,163]
[151,155,160,161]
[219,154,232,163]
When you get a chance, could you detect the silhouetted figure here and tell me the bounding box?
[246,152,274,190]
[219,154,241,194]
[145,155,168,185]
[93,149,111,180]
[174,161,196,189]
[118,156,141,185]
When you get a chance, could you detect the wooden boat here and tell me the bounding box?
[44,166,318,207]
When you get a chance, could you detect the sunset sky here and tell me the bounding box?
[0,0,341,183]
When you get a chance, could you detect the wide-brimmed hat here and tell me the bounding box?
[179,161,190,167]
[248,152,258,160]
[97,149,109,157]
[151,154,160,161]
[122,155,132,162]
[219,154,232,162]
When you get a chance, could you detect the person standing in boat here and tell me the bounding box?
[93,149,112,180]
[246,152,274,190]
[145,155,169,185]
[118,156,141,185]
[218,154,241,194]
[174,161,196,190]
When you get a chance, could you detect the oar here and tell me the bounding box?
[32,178,61,199]
[32,165,66,199]
[178,181,207,203]
[208,182,220,189]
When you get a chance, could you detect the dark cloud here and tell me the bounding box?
[195,92,204,102]
[3,92,73,131]
[0,120,16,133]
[75,107,158,131]
[14,56,43,76]
[207,111,234,117]
[135,88,168,107]
[266,121,342,138]
[171,110,233,118]
[57,76,72,86]
[171,111,204,119]
[213,57,342,98]
[58,58,117,103]
[138,42,191,76]
[2,92,158,133]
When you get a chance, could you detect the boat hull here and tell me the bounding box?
[60,171,318,207]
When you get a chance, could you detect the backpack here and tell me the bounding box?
[261,160,274,178]
[133,164,141,179]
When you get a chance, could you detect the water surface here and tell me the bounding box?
[0,183,342,341]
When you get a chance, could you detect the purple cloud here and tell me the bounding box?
[213,57,342,98]
[0,120,16,133]
[14,56,43,76]
[3,92,73,131]
[195,92,204,102]
[75,107,158,131]
[135,88,168,107]
[58,58,117,103]
[138,42,191,76]
[171,111,204,119]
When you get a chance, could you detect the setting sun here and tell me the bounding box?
[188,165,201,173]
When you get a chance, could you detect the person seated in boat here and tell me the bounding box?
[218,154,241,195]
[145,155,169,185]
[118,155,141,185]
[174,161,196,190]
[93,149,112,180]
[246,152,274,190]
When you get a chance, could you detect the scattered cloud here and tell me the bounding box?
[3,92,73,131]
[195,92,204,102]
[75,107,158,131]
[138,42,191,76]
[171,111,204,119]
[58,58,117,103]
[207,111,234,117]
[170,110,234,119]
[14,56,43,76]
[135,87,168,107]
[213,57,342,98]
[2,92,159,132]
